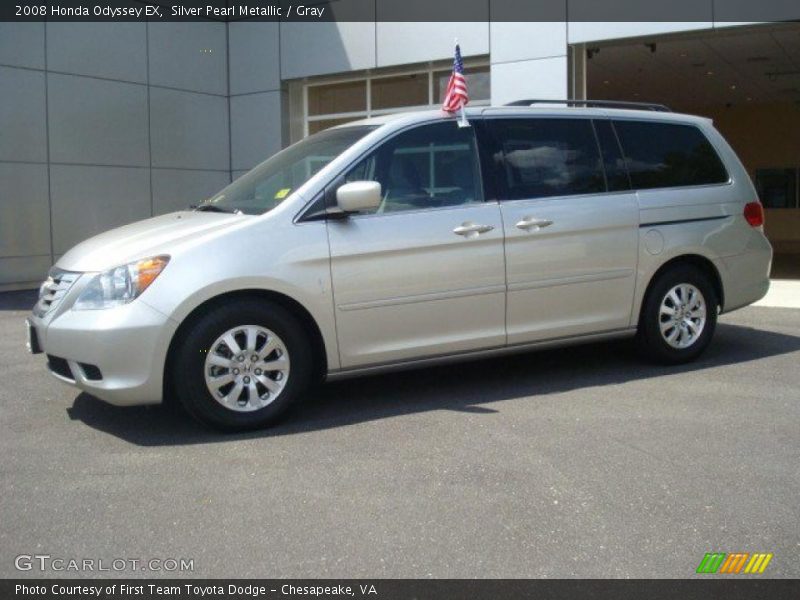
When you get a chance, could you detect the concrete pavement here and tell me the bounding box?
[1,290,798,578]
[754,279,800,309]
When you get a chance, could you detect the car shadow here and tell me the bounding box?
[66,320,800,447]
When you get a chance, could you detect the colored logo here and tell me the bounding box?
[696,552,773,574]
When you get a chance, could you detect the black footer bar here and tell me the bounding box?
[5,579,800,600]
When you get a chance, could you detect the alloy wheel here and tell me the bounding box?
[203,325,290,411]
[658,284,707,350]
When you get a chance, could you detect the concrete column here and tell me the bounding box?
[569,43,587,101]
[489,22,569,105]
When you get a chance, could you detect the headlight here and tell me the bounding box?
[73,256,170,310]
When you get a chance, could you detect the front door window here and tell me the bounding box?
[344,121,484,214]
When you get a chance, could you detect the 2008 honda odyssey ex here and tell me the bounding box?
[27,101,772,431]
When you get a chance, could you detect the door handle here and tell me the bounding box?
[453,222,495,237]
[516,217,553,231]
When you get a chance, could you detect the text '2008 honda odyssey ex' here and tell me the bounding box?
[27,101,772,431]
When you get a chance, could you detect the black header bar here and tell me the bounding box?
[4,0,800,22]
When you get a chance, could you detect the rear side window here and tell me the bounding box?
[488,118,605,201]
[613,121,728,190]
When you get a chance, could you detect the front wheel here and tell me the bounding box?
[173,299,314,431]
[637,265,719,364]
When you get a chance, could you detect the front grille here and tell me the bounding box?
[33,269,80,317]
[46,355,74,381]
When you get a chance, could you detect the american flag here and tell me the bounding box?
[442,44,469,113]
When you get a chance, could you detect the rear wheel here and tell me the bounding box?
[173,299,313,431]
[637,265,718,364]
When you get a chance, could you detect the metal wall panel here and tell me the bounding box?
[0,23,45,70]
[0,162,50,258]
[490,22,567,63]
[228,22,281,95]
[149,87,229,171]
[47,23,147,83]
[49,165,151,255]
[230,91,284,171]
[0,19,238,288]
[0,67,47,163]
[280,22,376,79]
[47,73,149,167]
[151,169,231,215]
[0,256,53,287]
[490,56,569,105]
[376,22,489,67]
[148,22,227,95]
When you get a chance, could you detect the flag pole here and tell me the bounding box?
[454,38,470,128]
[458,104,469,128]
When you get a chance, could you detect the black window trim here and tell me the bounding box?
[590,119,609,193]
[593,117,633,192]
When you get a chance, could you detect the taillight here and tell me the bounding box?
[744,201,764,227]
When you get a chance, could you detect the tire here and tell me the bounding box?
[636,264,719,365]
[173,299,314,431]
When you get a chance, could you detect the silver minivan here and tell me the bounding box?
[27,102,772,431]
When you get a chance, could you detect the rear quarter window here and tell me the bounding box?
[613,121,728,190]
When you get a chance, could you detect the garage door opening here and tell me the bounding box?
[581,23,800,276]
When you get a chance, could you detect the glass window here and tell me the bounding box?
[593,119,630,192]
[434,66,490,103]
[613,121,728,190]
[196,126,375,215]
[343,122,483,214]
[755,169,798,209]
[303,60,490,138]
[308,81,366,116]
[371,73,429,110]
[488,118,605,200]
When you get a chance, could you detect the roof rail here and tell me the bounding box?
[504,99,672,112]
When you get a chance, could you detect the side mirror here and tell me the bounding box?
[336,181,382,213]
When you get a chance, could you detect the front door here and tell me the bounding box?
[327,121,506,368]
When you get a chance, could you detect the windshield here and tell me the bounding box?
[195,125,376,215]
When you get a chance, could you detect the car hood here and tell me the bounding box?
[57,211,248,272]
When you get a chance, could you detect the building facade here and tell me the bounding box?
[1,17,799,288]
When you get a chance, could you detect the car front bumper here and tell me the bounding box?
[29,292,177,406]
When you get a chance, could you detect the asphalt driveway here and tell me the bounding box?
[1,289,798,578]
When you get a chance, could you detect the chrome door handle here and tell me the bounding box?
[453,222,495,237]
[516,217,553,231]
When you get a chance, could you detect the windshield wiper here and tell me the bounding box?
[193,204,239,214]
